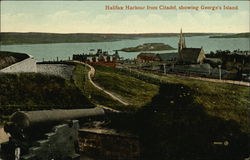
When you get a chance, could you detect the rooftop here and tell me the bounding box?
[181,48,203,63]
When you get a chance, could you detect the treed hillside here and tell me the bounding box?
[210,32,250,38]
[1,32,218,45]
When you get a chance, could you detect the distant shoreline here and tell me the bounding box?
[209,32,250,38]
[0,32,220,45]
[0,40,126,46]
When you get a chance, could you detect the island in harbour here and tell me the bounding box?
[119,43,176,52]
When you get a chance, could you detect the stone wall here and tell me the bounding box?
[37,64,75,80]
[0,56,37,73]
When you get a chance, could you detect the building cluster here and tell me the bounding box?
[135,29,229,79]
[73,49,120,67]
[136,29,206,65]
[177,29,206,64]
[231,50,250,56]
[137,52,177,63]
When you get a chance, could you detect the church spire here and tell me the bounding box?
[178,28,186,54]
[178,28,186,61]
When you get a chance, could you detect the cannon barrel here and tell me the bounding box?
[10,107,105,128]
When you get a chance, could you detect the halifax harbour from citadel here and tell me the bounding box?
[0,1,249,160]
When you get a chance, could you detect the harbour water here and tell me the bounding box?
[1,36,249,61]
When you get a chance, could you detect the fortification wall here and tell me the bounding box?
[0,56,37,73]
[37,64,75,80]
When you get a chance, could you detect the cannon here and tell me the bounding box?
[0,107,105,160]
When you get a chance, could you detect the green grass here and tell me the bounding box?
[73,63,128,110]
[134,82,249,159]
[99,67,249,159]
[0,73,93,116]
[126,70,249,132]
[72,63,249,159]
[0,62,248,158]
[89,65,249,132]
[93,65,159,107]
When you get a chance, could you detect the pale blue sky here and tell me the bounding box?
[1,1,249,33]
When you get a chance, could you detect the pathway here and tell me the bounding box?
[187,76,250,86]
[128,68,250,87]
[72,61,129,106]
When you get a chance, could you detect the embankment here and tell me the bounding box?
[37,63,75,80]
[0,55,37,73]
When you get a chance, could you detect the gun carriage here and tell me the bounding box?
[1,107,105,160]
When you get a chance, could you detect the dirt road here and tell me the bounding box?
[72,61,129,106]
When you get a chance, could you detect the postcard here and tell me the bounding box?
[0,1,249,160]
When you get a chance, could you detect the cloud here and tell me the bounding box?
[1,13,32,25]
[174,10,249,33]
[47,10,89,22]
[1,8,249,33]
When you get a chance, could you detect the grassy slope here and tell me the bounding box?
[0,73,93,116]
[73,64,127,110]
[93,65,159,107]
[1,62,247,158]
[134,71,249,131]
[92,65,249,159]
[90,65,249,132]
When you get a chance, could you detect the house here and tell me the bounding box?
[156,53,178,62]
[72,49,120,67]
[137,53,160,63]
[180,48,206,64]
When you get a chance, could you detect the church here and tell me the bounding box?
[178,29,206,64]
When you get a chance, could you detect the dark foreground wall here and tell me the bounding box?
[79,129,140,160]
